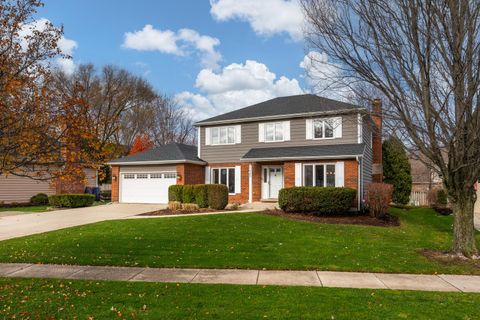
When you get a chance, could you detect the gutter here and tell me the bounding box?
[241,154,363,162]
[195,108,367,127]
[106,160,207,166]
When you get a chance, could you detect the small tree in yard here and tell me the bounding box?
[383,137,412,205]
[129,133,153,155]
[365,183,394,218]
[302,0,480,257]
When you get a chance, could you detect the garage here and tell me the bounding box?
[120,172,177,204]
[107,143,206,204]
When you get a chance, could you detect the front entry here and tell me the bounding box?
[262,166,283,199]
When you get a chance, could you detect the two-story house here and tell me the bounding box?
[108,94,383,209]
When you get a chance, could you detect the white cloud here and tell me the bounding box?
[300,51,352,101]
[123,25,222,70]
[210,0,304,41]
[19,18,78,75]
[175,60,304,120]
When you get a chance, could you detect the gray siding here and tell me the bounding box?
[200,114,360,163]
[119,165,177,173]
[361,116,373,201]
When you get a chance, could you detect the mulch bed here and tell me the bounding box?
[261,209,400,227]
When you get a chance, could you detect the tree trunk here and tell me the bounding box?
[452,191,478,257]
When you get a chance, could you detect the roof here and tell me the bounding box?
[107,143,205,165]
[196,94,364,126]
[241,143,365,161]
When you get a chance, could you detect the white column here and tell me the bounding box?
[248,163,253,203]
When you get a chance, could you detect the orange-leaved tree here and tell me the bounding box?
[129,133,154,155]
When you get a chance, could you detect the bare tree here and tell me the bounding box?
[149,96,196,146]
[302,0,480,257]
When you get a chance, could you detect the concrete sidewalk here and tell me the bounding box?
[1,263,479,293]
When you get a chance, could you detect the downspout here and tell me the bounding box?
[248,163,253,204]
[356,155,362,211]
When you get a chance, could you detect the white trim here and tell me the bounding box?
[306,119,313,140]
[205,166,211,184]
[108,160,206,166]
[294,163,302,186]
[357,113,363,143]
[248,163,253,203]
[261,165,284,200]
[258,123,265,142]
[195,108,367,126]
[235,165,241,194]
[197,127,201,157]
[335,161,344,187]
[302,163,337,187]
[334,117,342,138]
[241,154,362,162]
[235,125,242,143]
[283,121,291,141]
[205,127,211,145]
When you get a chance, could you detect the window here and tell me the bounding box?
[211,126,236,145]
[124,174,135,179]
[265,122,284,142]
[164,173,177,179]
[150,173,163,179]
[136,174,148,179]
[212,167,236,194]
[303,164,336,187]
[313,118,335,139]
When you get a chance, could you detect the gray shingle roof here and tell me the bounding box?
[242,143,365,160]
[108,143,205,164]
[196,94,363,125]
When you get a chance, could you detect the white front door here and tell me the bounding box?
[262,167,283,199]
[120,172,177,204]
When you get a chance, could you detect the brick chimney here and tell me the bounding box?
[371,99,383,182]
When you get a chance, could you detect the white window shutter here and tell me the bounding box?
[306,119,313,139]
[205,166,211,184]
[335,161,344,187]
[283,121,291,141]
[295,163,302,186]
[258,123,265,142]
[205,128,211,145]
[235,166,241,194]
[334,117,343,138]
[235,125,241,143]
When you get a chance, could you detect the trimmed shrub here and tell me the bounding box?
[30,193,49,205]
[168,185,184,202]
[207,184,229,210]
[279,187,356,214]
[194,185,209,208]
[382,136,412,205]
[365,183,393,218]
[48,194,95,208]
[182,185,196,203]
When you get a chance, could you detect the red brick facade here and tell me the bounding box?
[111,165,120,202]
[176,163,204,185]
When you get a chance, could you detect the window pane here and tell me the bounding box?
[212,169,219,184]
[264,168,268,183]
[326,164,336,187]
[220,127,227,144]
[325,119,334,138]
[265,123,274,141]
[228,127,235,144]
[315,165,324,187]
[275,122,283,141]
[314,120,323,138]
[304,165,313,186]
[228,168,235,193]
[220,168,227,185]
[212,128,219,144]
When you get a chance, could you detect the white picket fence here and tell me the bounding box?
[409,191,429,206]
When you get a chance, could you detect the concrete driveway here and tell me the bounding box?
[0,203,165,241]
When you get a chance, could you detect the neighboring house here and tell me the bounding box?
[408,155,443,206]
[0,168,98,204]
[108,94,383,208]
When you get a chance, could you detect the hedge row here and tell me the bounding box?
[169,184,228,210]
[48,194,95,208]
[278,187,356,214]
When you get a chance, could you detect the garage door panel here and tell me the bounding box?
[120,172,176,204]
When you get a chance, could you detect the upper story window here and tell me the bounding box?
[306,117,342,140]
[259,121,290,142]
[205,125,241,145]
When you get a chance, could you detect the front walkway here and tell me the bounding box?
[0,203,166,241]
[1,263,479,293]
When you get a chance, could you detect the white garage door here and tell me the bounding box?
[120,172,177,204]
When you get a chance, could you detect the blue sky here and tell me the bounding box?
[37,0,326,119]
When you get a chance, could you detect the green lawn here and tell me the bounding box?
[0,208,478,274]
[0,278,479,319]
[0,205,49,213]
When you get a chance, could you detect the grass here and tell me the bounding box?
[0,278,479,319]
[0,208,478,274]
[0,205,49,213]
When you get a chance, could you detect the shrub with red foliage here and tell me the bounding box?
[365,183,393,218]
[129,134,154,155]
